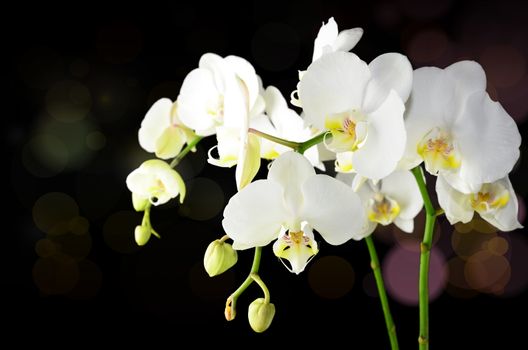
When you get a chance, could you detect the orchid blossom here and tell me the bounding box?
[138,98,194,159]
[402,61,521,193]
[436,175,522,232]
[222,151,365,274]
[298,51,412,180]
[126,159,186,206]
[339,170,424,235]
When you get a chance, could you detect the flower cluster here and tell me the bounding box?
[125,17,522,344]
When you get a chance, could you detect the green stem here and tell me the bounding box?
[170,136,204,168]
[296,131,329,154]
[250,273,271,303]
[411,166,437,350]
[248,128,329,155]
[225,247,262,321]
[365,236,399,350]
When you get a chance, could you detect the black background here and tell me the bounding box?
[6,0,528,348]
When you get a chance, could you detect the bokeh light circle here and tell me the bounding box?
[46,80,92,122]
[33,192,79,235]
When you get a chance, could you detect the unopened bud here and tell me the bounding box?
[248,298,275,333]
[203,239,238,277]
[134,225,151,246]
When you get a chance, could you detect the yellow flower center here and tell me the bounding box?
[417,127,461,174]
[470,183,510,215]
[273,228,319,274]
[324,110,367,153]
[367,193,401,226]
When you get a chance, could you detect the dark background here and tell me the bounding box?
[6,0,528,347]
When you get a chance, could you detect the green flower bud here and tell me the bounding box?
[134,225,151,246]
[248,298,275,333]
[132,193,149,212]
[203,239,238,277]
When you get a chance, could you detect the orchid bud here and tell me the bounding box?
[248,298,275,333]
[134,225,151,246]
[203,239,238,277]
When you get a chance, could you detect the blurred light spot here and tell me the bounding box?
[465,251,511,293]
[33,192,79,235]
[86,131,106,150]
[373,224,395,244]
[67,260,102,300]
[69,216,90,235]
[487,237,509,256]
[49,232,92,261]
[471,216,498,234]
[69,59,90,78]
[33,254,79,295]
[308,256,354,299]
[189,261,235,300]
[454,221,472,233]
[384,247,447,305]
[363,272,379,298]
[17,46,64,89]
[251,23,300,72]
[451,229,497,259]
[406,29,449,64]
[446,257,478,299]
[103,211,141,254]
[22,133,68,177]
[480,45,526,88]
[374,2,402,28]
[398,0,453,20]
[178,177,224,221]
[96,22,143,64]
[502,234,528,297]
[89,75,134,123]
[46,80,92,122]
[35,238,59,258]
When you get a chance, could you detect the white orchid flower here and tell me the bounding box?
[312,17,364,62]
[177,53,262,136]
[298,51,412,180]
[402,61,521,193]
[436,175,522,232]
[126,159,186,206]
[291,17,363,107]
[138,98,194,159]
[251,86,324,169]
[222,152,365,274]
[338,170,423,235]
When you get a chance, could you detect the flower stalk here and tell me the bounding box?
[411,166,437,350]
[365,236,399,350]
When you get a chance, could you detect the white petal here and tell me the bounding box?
[380,170,423,220]
[225,55,259,109]
[363,53,413,112]
[301,175,365,244]
[198,53,229,92]
[235,133,261,190]
[155,126,186,159]
[208,127,240,168]
[480,177,523,232]
[299,51,371,130]
[394,217,414,233]
[222,180,287,249]
[268,152,316,218]
[138,98,173,153]
[402,67,454,168]
[454,91,521,187]
[435,175,474,225]
[312,17,338,61]
[332,27,363,53]
[178,68,221,135]
[445,60,487,118]
[352,90,406,180]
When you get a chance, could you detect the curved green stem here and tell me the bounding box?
[170,136,204,168]
[248,129,329,155]
[411,166,437,350]
[365,236,399,350]
[250,273,271,303]
[225,247,262,321]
